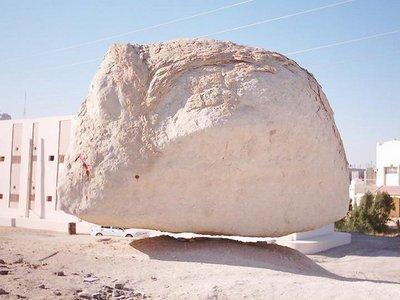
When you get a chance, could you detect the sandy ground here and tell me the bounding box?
[0,227,399,299]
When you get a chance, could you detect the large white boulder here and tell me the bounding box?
[59,39,348,237]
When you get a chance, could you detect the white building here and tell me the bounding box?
[348,140,400,218]
[0,115,350,253]
[0,115,91,232]
[349,178,367,206]
[376,140,400,186]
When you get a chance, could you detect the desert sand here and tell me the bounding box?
[0,227,399,299]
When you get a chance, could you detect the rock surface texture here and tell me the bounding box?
[59,39,348,237]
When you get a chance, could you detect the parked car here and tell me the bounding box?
[90,225,148,238]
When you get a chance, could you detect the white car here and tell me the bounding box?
[90,225,148,238]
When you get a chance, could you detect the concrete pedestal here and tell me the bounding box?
[277,224,351,254]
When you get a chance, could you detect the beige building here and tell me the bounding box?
[349,140,400,218]
[0,115,90,232]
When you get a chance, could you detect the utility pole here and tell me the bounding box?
[23,90,27,118]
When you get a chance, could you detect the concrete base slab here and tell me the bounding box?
[277,225,351,254]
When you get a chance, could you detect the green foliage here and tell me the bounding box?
[335,192,394,234]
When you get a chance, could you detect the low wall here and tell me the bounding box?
[0,217,14,227]
[0,216,93,234]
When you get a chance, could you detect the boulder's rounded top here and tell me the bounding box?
[96,39,329,118]
[103,38,302,75]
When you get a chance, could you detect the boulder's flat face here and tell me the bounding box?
[59,39,348,237]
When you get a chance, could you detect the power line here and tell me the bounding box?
[23,91,27,118]
[306,49,400,68]
[19,34,400,103]
[2,0,256,64]
[285,29,400,55]
[13,0,358,75]
[16,33,400,108]
[199,0,356,38]
[19,28,400,76]
[22,36,399,109]
[26,58,100,75]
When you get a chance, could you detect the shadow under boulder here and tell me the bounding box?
[130,236,335,278]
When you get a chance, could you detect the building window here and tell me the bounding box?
[0,194,3,199]
[10,194,19,202]
[59,155,65,163]
[46,196,52,202]
[11,156,21,164]
[385,167,398,174]
[0,156,5,162]
[49,155,55,161]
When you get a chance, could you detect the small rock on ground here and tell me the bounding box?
[0,288,9,295]
[78,291,92,299]
[83,277,99,283]
[55,271,65,276]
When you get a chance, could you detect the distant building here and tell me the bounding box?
[349,178,362,205]
[376,140,400,218]
[365,167,376,186]
[349,140,400,218]
[0,115,91,232]
[376,140,400,186]
[348,167,365,181]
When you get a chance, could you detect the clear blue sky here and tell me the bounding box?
[0,0,399,166]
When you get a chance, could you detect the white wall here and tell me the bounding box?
[0,115,77,223]
[376,140,400,186]
[385,173,399,186]
[0,121,13,209]
[36,117,63,218]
